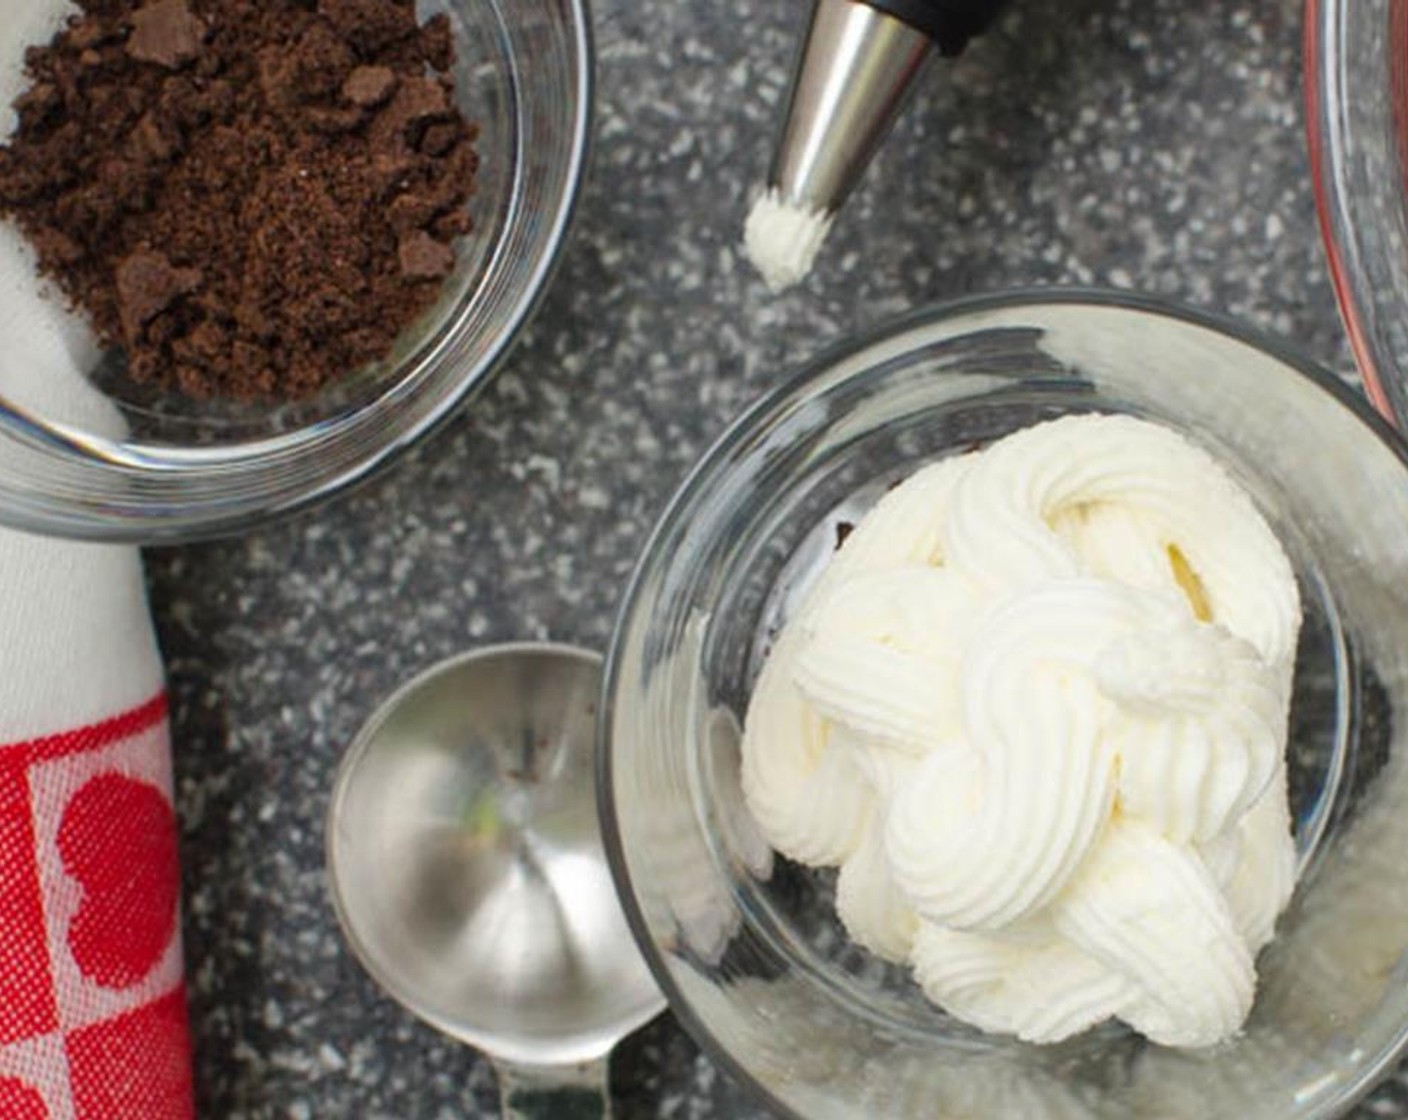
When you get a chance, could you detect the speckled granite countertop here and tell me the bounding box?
[147,0,1387,1115]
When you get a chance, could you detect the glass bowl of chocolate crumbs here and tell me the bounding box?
[0,0,591,540]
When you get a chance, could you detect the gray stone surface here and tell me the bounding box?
[144,0,1383,1115]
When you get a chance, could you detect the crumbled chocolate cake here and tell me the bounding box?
[0,0,479,400]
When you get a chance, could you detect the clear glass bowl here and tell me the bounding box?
[0,0,591,541]
[601,291,1408,1119]
[1307,0,1408,424]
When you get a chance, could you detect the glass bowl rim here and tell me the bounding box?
[1304,0,1400,424]
[597,285,1408,1120]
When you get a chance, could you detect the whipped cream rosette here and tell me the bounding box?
[741,413,1302,1048]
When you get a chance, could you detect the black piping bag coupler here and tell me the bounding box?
[744,0,1011,291]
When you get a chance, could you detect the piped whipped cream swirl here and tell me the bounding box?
[741,414,1301,1048]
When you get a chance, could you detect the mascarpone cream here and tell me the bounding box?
[740,413,1301,1047]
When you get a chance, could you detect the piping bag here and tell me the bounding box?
[745,0,1012,291]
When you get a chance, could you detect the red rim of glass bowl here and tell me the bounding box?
[1305,0,1402,424]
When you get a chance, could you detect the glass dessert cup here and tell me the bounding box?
[602,290,1408,1119]
[0,0,592,542]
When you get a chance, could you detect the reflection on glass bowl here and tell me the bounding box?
[602,291,1408,1120]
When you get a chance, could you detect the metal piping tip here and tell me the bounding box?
[772,0,935,214]
[744,0,934,290]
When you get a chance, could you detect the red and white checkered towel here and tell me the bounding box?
[0,530,193,1119]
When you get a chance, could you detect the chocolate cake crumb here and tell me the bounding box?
[398,231,453,280]
[0,0,479,401]
[68,18,113,51]
[419,121,460,157]
[379,76,452,140]
[835,521,855,550]
[115,248,201,340]
[343,65,396,108]
[419,15,454,73]
[126,0,207,70]
[317,0,417,54]
[387,192,438,234]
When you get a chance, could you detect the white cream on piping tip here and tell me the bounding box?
[741,413,1302,1048]
[743,188,833,293]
